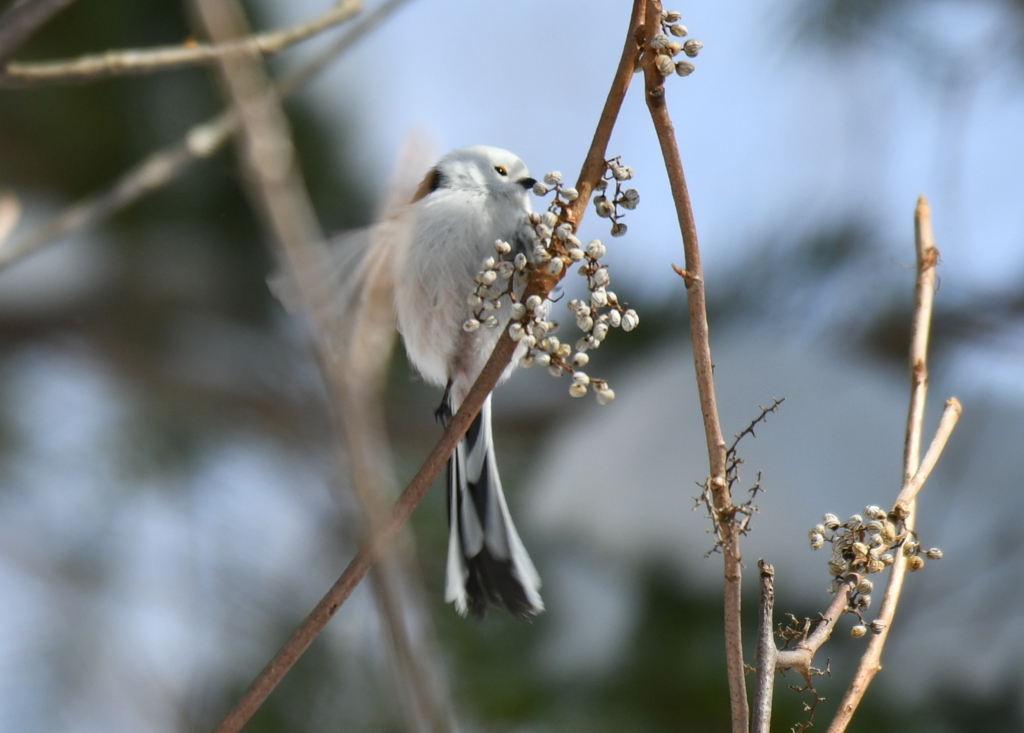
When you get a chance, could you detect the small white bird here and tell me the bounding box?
[295,145,545,618]
[395,145,543,619]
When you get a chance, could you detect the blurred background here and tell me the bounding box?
[1,0,1023,731]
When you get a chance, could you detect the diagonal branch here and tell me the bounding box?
[0,0,412,271]
[0,0,77,66]
[0,0,361,86]
[640,2,744,730]
[206,2,647,731]
[192,1,451,730]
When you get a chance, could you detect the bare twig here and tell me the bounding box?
[0,0,361,86]
[0,0,412,271]
[903,195,938,481]
[0,115,232,268]
[0,0,77,66]
[774,576,855,679]
[752,560,776,733]
[893,398,961,515]
[825,197,958,733]
[206,3,647,731]
[640,2,745,730]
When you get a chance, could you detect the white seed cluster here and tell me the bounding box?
[514,168,644,405]
[567,241,639,357]
[463,238,528,332]
[809,504,942,632]
[653,10,699,77]
[593,156,639,239]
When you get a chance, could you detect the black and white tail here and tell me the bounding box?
[444,395,543,618]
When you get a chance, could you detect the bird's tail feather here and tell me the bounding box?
[444,395,543,618]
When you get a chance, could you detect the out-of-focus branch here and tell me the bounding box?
[826,197,959,733]
[0,0,361,86]
[0,190,21,248]
[0,0,77,67]
[192,1,449,731]
[205,2,647,730]
[0,0,413,271]
[641,2,744,730]
[752,560,776,733]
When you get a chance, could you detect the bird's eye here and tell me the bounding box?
[494,165,508,176]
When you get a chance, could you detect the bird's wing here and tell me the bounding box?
[268,219,406,394]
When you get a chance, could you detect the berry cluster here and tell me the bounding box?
[462,238,529,333]
[465,161,641,405]
[809,505,943,636]
[592,156,638,238]
[650,9,701,78]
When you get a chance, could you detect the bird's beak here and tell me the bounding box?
[518,177,537,190]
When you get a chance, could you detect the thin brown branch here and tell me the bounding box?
[752,560,776,733]
[0,0,361,86]
[0,0,412,271]
[0,0,77,66]
[640,2,744,730]
[563,3,644,224]
[206,3,646,731]
[825,197,958,733]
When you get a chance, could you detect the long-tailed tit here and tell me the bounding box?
[295,145,544,618]
[396,145,543,618]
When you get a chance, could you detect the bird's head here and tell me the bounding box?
[414,145,537,204]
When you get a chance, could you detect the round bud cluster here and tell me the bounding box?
[463,238,528,332]
[511,289,617,405]
[568,239,639,360]
[515,174,639,406]
[593,156,640,238]
[810,504,943,592]
[653,10,699,77]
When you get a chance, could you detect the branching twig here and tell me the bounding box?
[205,3,647,731]
[0,0,362,86]
[775,576,855,680]
[0,0,77,67]
[641,1,745,729]
[0,0,412,271]
[825,196,958,733]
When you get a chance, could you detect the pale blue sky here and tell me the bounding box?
[274,0,1024,298]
